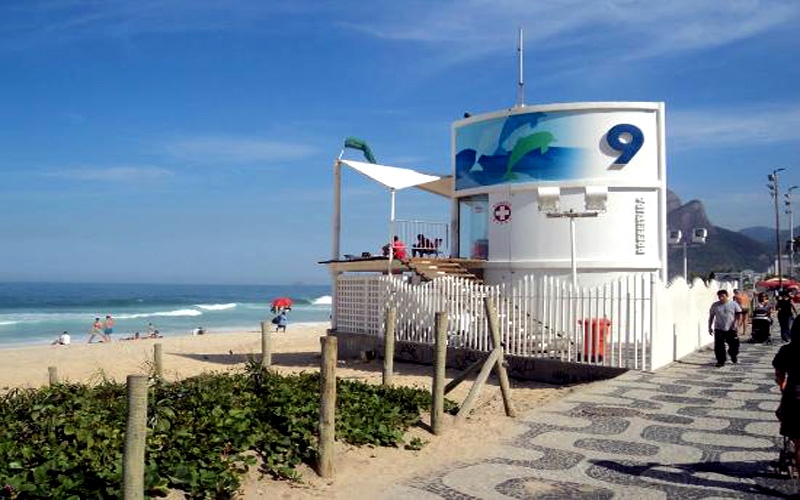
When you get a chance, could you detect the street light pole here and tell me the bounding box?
[786,185,798,278]
[768,168,786,289]
[683,241,688,281]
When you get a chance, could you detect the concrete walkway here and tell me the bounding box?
[391,341,798,499]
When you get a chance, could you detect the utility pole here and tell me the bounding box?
[768,168,786,289]
[786,185,798,278]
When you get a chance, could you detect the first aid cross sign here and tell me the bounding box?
[492,202,512,224]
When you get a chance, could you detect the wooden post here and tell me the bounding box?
[123,375,148,500]
[383,307,396,386]
[48,366,58,385]
[484,298,516,417]
[317,335,338,478]
[444,356,485,395]
[260,321,272,369]
[455,348,502,422]
[431,312,448,435]
[153,344,163,379]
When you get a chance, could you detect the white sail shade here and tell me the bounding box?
[340,159,449,194]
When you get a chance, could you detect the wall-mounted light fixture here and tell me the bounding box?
[536,186,561,212]
[537,186,607,288]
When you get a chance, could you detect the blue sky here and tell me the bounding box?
[0,0,798,284]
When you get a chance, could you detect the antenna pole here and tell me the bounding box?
[516,27,524,107]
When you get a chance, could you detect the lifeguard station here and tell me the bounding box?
[322,98,728,382]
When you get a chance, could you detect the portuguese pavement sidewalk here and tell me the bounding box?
[389,341,798,499]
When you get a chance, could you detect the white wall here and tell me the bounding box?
[650,277,733,370]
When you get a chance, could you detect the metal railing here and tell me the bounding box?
[394,220,449,258]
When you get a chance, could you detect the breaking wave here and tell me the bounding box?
[195,303,237,311]
[312,296,332,306]
[116,309,203,319]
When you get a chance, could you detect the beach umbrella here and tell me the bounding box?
[271,297,293,310]
[755,277,799,290]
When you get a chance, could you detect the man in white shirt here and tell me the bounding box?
[708,289,742,367]
[52,331,71,345]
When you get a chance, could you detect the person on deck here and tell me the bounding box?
[773,318,800,473]
[708,289,742,367]
[392,236,407,260]
[382,236,407,261]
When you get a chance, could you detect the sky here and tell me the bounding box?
[0,0,798,285]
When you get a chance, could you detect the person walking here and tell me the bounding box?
[733,289,751,335]
[773,317,800,477]
[275,310,288,333]
[776,290,796,342]
[103,314,115,342]
[87,317,104,343]
[708,289,742,367]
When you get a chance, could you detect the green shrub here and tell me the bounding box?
[0,364,434,498]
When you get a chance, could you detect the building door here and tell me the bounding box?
[458,195,489,259]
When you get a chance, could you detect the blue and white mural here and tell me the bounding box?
[455,110,646,190]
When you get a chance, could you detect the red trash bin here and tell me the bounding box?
[580,318,611,362]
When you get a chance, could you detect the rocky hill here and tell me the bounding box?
[667,191,771,278]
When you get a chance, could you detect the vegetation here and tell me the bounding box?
[0,363,436,499]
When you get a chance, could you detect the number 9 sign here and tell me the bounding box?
[606,124,644,165]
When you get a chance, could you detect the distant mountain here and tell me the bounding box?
[739,225,800,246]
[667,191,771,278]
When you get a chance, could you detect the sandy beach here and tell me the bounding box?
[0,322,571,499]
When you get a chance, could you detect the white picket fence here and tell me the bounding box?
[334,273,729,371]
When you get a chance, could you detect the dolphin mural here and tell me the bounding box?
[493,112,546,155]
[504,131,556,179]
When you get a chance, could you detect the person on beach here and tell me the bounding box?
[708,289,742,367]
[733,289,751,335]
[51,331,70,345]
[87,317,104,343]
[776,291,796,342]
[773,318,800,473]
[103,314,115,342]
[146,324,162,339]
[275,310,288,333]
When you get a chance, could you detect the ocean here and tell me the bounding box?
[0,282,331,347]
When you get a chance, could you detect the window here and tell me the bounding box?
[458,195,489,259]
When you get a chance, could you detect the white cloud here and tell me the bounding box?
[164,136,317,165]
[343,0,799,65]
[670,104,800,150]
[44,166,174,182]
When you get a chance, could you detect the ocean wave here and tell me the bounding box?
[0,312,90,324]
[195,303,237,311]
[312,295,332,306]
[116,309,203,319]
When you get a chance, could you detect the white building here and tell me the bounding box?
[323,102,723,380]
